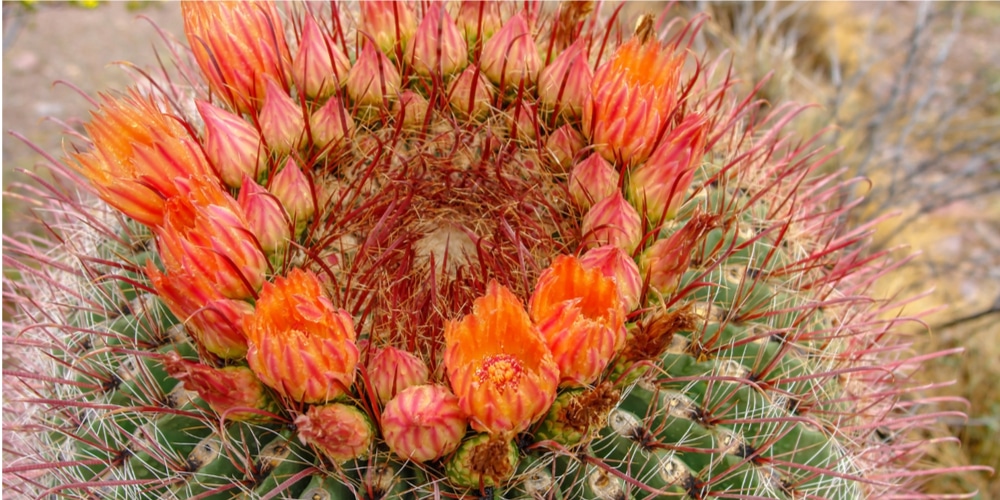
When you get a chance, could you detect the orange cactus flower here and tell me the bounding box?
[156,176,267,301]
[583,37,683,166]
[72,88,214,227]
[181,0,291,114]
[444,281,559,436]
[529,255,627,386]
[245,268,359,404]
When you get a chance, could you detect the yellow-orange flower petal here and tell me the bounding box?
[245,268,359,404]
[444,281,559,436]
[529,255,627,386]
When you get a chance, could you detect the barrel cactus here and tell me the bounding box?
[2,2,964,498]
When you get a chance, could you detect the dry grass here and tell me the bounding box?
[679,1,1000,495]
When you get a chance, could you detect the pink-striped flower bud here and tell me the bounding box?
[538,39,592,119]
[580,245,642,312]
[293,15,350,99]
[345,41,402,108]
[507,100,539,142]
[639,214,717,293]
[480,12,540,89]
[296,403,374,464]
[196,100,264,189]
[545,124,585,172]
[628,115,707,222]
[381,384,467,463]
[163,352,277,422]
[393,90,429,129]
[359,1,417,55]
[269,157,314,235]
[309,96,354,152]
[569,153,619,210]
[456,0,502,45]
[406,5,468,78]
[259,77,305,155]
[582,192,642,254]
[448,67,495,120]
[237,176,290,254]
[367,346,431,405]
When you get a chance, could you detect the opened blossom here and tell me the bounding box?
[530,255,627,385]
[245,268,359,404]
[72,89,214,227]
[444,281,559,436]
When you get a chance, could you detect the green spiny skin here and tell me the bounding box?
[2,2,961,500]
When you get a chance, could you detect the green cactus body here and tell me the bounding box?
[2,2,972,499]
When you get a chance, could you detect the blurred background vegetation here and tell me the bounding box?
[3,1,997,496]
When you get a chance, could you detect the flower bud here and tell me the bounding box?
[456,0,502,46]
[448,66,495,120]
[259,77,305,155]
[406,5,468,78]
[545,124,585,172]
[628,115,707,222]
[445,434,519,488]
[296,403,374,464]
[507,100,539,142]
[269,157,315,235]
[381,385,467,463]
[639,213,718,293]
[367,346,431,405]
[196,100,265,189]
[581,192,643,254]
[345,41,402,108]
[163,352,277,422]
[580,245,642,312]
[245,268,359,403]
[237,176,290,254]
[309,96,354,152]
[293,14,350,99]
[530,255,626,386]
[393,90,430,130]
[480,12,540,89]
[569,153,619,210]
[359,1,417,55]
[538,39,592,119]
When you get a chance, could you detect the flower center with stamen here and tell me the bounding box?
[476,354,524,393]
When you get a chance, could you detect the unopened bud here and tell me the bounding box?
[545,124,585,172]
[480,12,540,89]
[196,100,265,188]
[456,0,503,46]
[359,1,417,55]
[406,5,468,78]
[269,157,314,234]
[382,384,467,463]
[538,39,592,119]
[237,176,291,254]
[582,192,642,254]
[345,41,402,108]
[259,77,305,155]
[569,153,619,210]
[580,245,642,312]
[293,15,350,99]
[448,67,495,120]
[367,346,431,405]
[310,96,354,152]
[296,403,374,464]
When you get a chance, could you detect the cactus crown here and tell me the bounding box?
[2,2,969,499]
